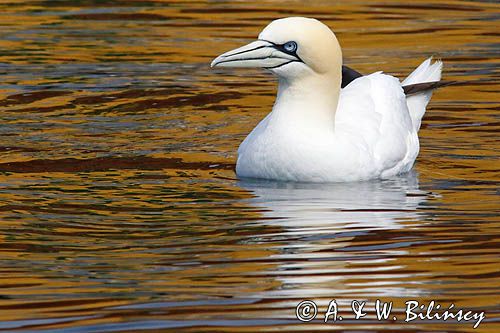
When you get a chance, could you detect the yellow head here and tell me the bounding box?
[212,17,342,81]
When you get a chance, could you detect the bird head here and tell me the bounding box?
[211,17,342,81]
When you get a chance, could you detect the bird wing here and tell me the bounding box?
[342,64,454,95]
[336,73,418,175]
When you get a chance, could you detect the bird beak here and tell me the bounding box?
[211,40,299,69]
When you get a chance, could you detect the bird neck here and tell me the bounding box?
[271,72,341,133]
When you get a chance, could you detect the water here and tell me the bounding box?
[0,0,498,332]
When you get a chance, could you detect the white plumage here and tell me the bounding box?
[212,17,443,182]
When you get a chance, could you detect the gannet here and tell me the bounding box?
[211,17,444,182]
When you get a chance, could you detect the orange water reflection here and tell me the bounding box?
[0,0,498,332]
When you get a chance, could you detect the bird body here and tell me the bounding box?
[212,17,443,182]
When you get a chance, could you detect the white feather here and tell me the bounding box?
[237,72,421,182]
[403,57,443,131]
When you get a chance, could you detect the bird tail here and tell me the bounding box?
[402,57,442,131]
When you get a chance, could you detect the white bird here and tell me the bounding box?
[211,17,444,182]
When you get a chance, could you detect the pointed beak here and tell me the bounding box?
[211,40,299,69]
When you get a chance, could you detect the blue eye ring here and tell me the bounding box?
[283,41,297,53]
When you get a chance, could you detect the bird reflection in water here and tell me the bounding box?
[238,170,429,229]
[236,171,432,299]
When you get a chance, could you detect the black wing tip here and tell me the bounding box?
[403,80,457,96]
[341,65,363,88]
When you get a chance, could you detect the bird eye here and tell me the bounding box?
[283,41,297,53]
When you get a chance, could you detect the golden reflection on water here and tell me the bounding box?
[0,0,498,332]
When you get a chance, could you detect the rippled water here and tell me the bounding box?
[0,1,498,332]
